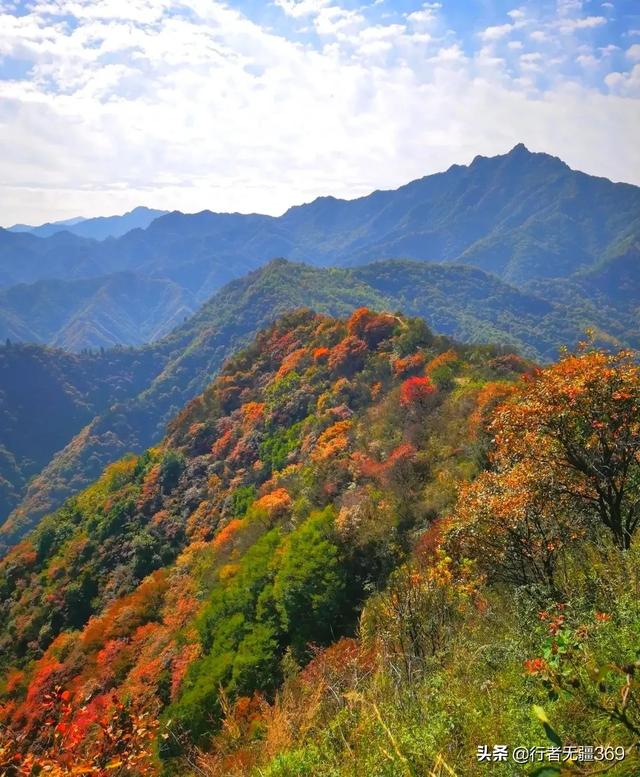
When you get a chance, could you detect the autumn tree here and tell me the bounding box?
[346,308,396,348]
[328,336,368,376]
[449,462,585,591]
[488,348,640,549]
[399,376,437,408]
[361,551,483,683]
[2,686,158,776]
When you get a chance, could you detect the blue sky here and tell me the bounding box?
[0,0,639,225]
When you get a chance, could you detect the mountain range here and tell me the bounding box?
[0,144,638,555]
[0,273,195,350]
[1,143,639,775]
[0,144,638,350]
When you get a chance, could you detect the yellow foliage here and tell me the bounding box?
[311,421,352,462]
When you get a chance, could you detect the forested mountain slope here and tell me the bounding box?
[0,343,164,535]
[1,309,638,776]
[0,309,529,769]
[0,273,195,350]
[0,258,612,554]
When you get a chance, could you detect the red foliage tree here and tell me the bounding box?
[399,376,437,407]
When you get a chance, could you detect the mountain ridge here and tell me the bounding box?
[0,144,637,299]
[0,144,637,354]
[0,143,638,552]
[8,206,169,241]
[0,273,195,350]
[2,255,635,554]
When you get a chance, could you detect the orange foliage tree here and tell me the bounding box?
[391,352,425,377]
[447,347,640,596]
[252,488,293,522]
[488,348,640,550]
[346,308,396,348]
[213,518,245,554]
[449,462,584,590]
[312,346,330,363]
[311,421,352,463]
[275,348,308,380]
[328,336,368,376]
[467,381,515,439]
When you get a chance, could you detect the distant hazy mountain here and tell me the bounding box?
[8,206,168,241]
[9,216,85,233]
[0,273,195,349]
[0,257,628,552]
[0,229,99,287]
[84,144,640,298]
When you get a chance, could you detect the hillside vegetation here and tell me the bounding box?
[0,309,638,776]
[4,257,609,555]
[0,343,164,538]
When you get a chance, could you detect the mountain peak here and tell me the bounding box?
[470,143,532,167]
[508,142,530,155]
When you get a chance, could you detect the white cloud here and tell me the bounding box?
[430,43,464,63]
[479,24,513,42]
[35,0,172,23]
[557,0,584,15]
[626,44,640,62]
[311,6,362,36]
[273,0,330,18]
[605,64,640,96]
[576,53,598,67]
[0,0,638,226]
[520,51,543,70]
[557,15,607,32]
[406,3,441,25]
